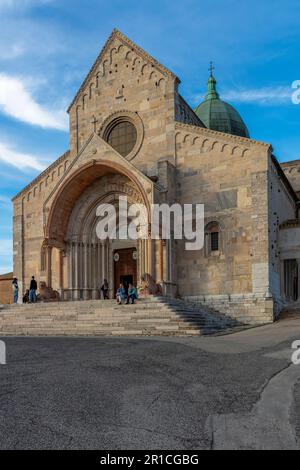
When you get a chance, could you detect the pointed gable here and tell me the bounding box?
[68,29,180,113]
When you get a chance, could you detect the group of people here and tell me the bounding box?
[11,276,138,305]
[116,283,138,305]
[100,279,138,305]
[11,276,38,304]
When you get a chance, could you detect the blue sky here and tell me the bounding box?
[0,0,300,274]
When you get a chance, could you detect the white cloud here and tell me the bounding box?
[192,86,293,106]
[0,74,68,130]
[0,239,12,256]
[223,86,292,105]
[0,195,12,206]
[0,0,52,9]
[0,141,46,171]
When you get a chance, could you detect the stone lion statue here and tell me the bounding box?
[37,282,60,302]
[138,273,163,297]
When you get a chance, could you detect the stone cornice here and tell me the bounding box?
[12,150,70,202]
[175,121,272,149]
[68,28,180,113]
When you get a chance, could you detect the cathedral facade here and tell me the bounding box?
[12,30,300,324]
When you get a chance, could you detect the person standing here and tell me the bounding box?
[101,279,109,300]
[12,277,19,304]
[29,276,38,303]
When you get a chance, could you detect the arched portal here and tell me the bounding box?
[44,162,153,300]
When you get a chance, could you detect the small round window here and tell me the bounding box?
[107,121,137,157]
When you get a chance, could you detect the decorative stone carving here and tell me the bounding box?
[138,273,163,296]
[37,282,60,302]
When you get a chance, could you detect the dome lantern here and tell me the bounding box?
[195,65,250,139]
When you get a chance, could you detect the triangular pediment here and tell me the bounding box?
[68,29,180,112]
[44,133,154,217]
[73,132,154,190]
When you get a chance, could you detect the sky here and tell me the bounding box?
[0,0,299,274]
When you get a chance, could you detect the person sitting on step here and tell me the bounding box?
[23,290,29,304]
[126,284,138,305]
[116,283,127,305]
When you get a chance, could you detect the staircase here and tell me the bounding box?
[0,297,240,337]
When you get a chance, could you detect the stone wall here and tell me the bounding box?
[175,123,271,303]
[185,294,274,325]
[0,273,13,305]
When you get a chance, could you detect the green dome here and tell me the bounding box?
[195,73,250,138]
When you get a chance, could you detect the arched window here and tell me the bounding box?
[205,221,221,256]
[210,230,219,252]
[106,121,137,157]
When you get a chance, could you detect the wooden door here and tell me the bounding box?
[114,248,137,292]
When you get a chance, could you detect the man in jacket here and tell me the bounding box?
[29,276,38,303]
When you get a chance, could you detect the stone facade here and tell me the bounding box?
[11,29,300,324]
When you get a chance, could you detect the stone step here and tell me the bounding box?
[0,296,239,337]
[0,318,225,329]
[0,327,205,337]
[0,319,217,329]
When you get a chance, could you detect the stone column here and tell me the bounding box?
[108,241,113,298]
[88,242,92,298]
[101,242,106,284]
[162,240,168,295]
[58,249,64,300]
[157,239,163,282]
[92,243,98,299]
[83,242,89,300]
[141,239,146,277]
[137,239,142,284]
[73,242,80,300]
[146,236,153,277]
[168,237,172,284]
[46,246,53,289]
[162,240,168,281]
[68,243,73,300]
[99,241,107,299]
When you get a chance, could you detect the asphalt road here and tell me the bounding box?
[0,318,300,450]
